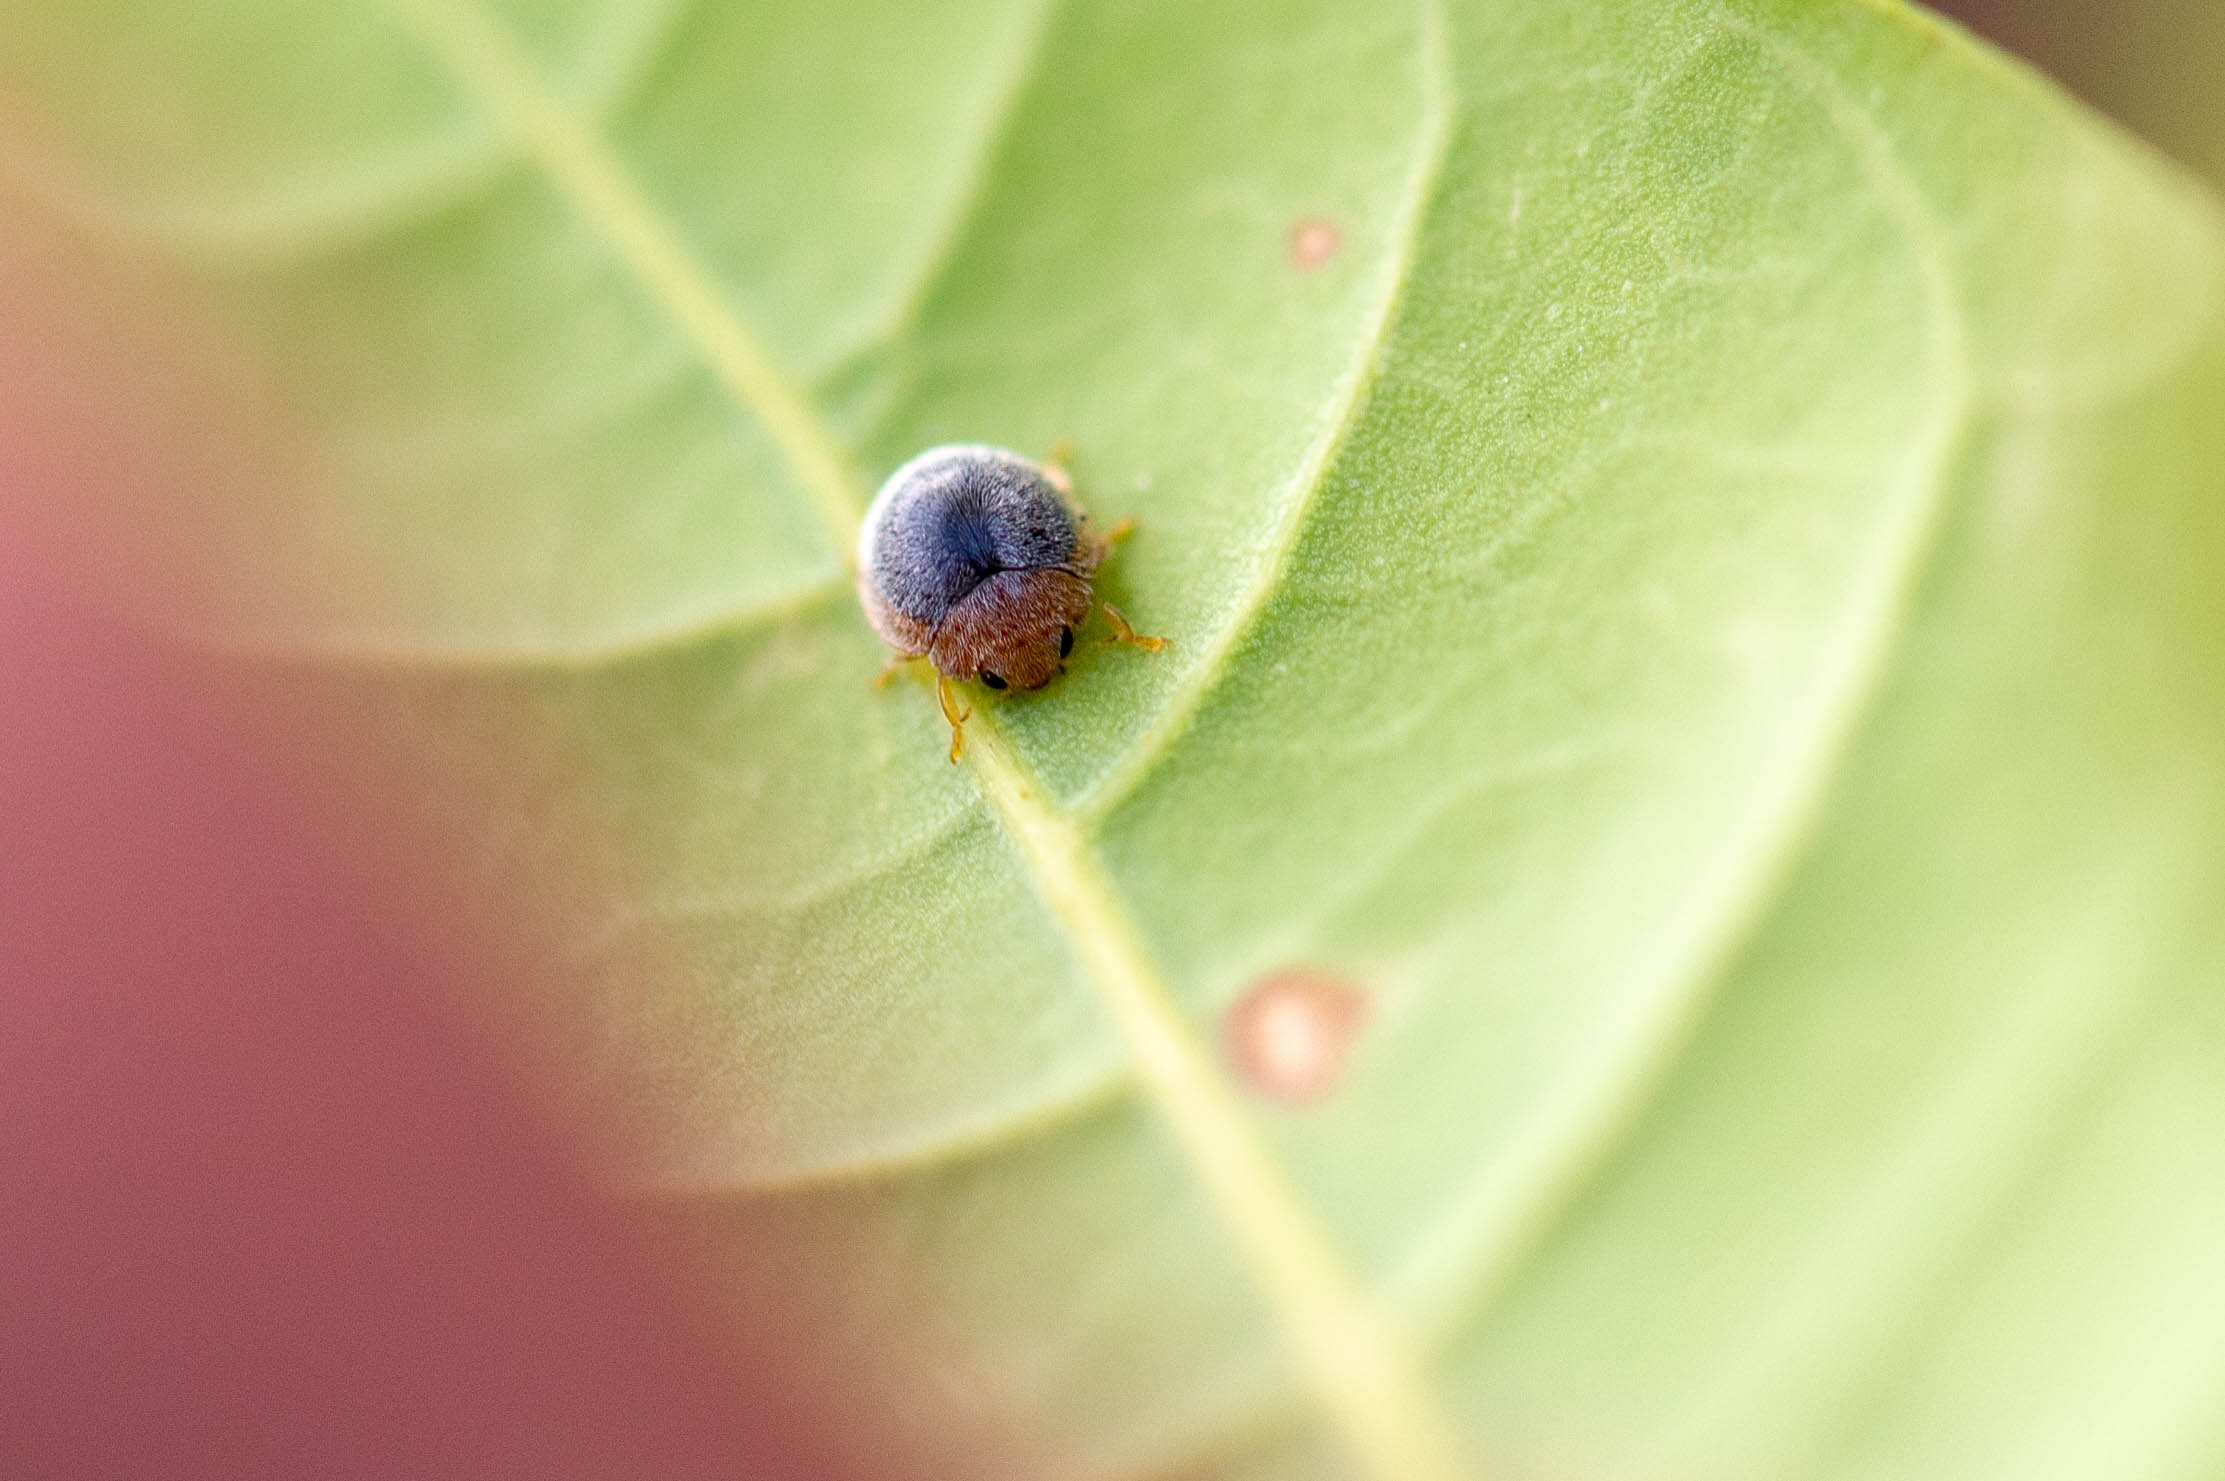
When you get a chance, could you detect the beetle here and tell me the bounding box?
[857,443,1162,761]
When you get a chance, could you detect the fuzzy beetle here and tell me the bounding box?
[858,443,1162,761]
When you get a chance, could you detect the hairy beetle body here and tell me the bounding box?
[858,445,1095,692]
[857,443,1161,760]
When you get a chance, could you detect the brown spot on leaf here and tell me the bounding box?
[1224,969,1366,1103]
[1286,216,1342,271]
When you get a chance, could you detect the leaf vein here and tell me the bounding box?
[381,0,863,553]
[1386,4,1978,1350]
[821,0,1062,381]
[214,570,849,672]
[656,1059,1133,1199]
[1071,0,1460,825]
[389,3,1474,1476]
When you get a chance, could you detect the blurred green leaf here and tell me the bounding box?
[6,0,2223,1477]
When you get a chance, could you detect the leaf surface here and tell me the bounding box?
[7,1,2224,1477]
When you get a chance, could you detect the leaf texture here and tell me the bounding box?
[5,1,2223,1477]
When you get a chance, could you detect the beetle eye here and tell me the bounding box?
[1058,626,1074,658]
[980,672,1007,690]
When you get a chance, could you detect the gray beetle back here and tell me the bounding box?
[861,446,1081,626]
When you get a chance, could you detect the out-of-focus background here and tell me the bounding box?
[0,4,2216,1480]
[1941,0,2225,186]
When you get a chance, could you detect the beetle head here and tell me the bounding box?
[929,568,1092,692]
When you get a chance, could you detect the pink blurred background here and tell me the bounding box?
[0,279,846,1474]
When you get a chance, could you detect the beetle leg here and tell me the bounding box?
[1081,515,1138,571]
[1042,437,1077,498]
[1098,602,1166,652]
[872,653,920,690]
[937,673,971,763]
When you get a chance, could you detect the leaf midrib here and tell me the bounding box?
[1047,6,1997,1471]
[383,0,863,548]
[377,2,1473,1478]
[325,3,2040,1478]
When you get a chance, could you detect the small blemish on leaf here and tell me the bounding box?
[1286,217,1341,270]
[1223,969,1367,1103]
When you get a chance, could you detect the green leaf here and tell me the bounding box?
[8,0,2224,1476]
